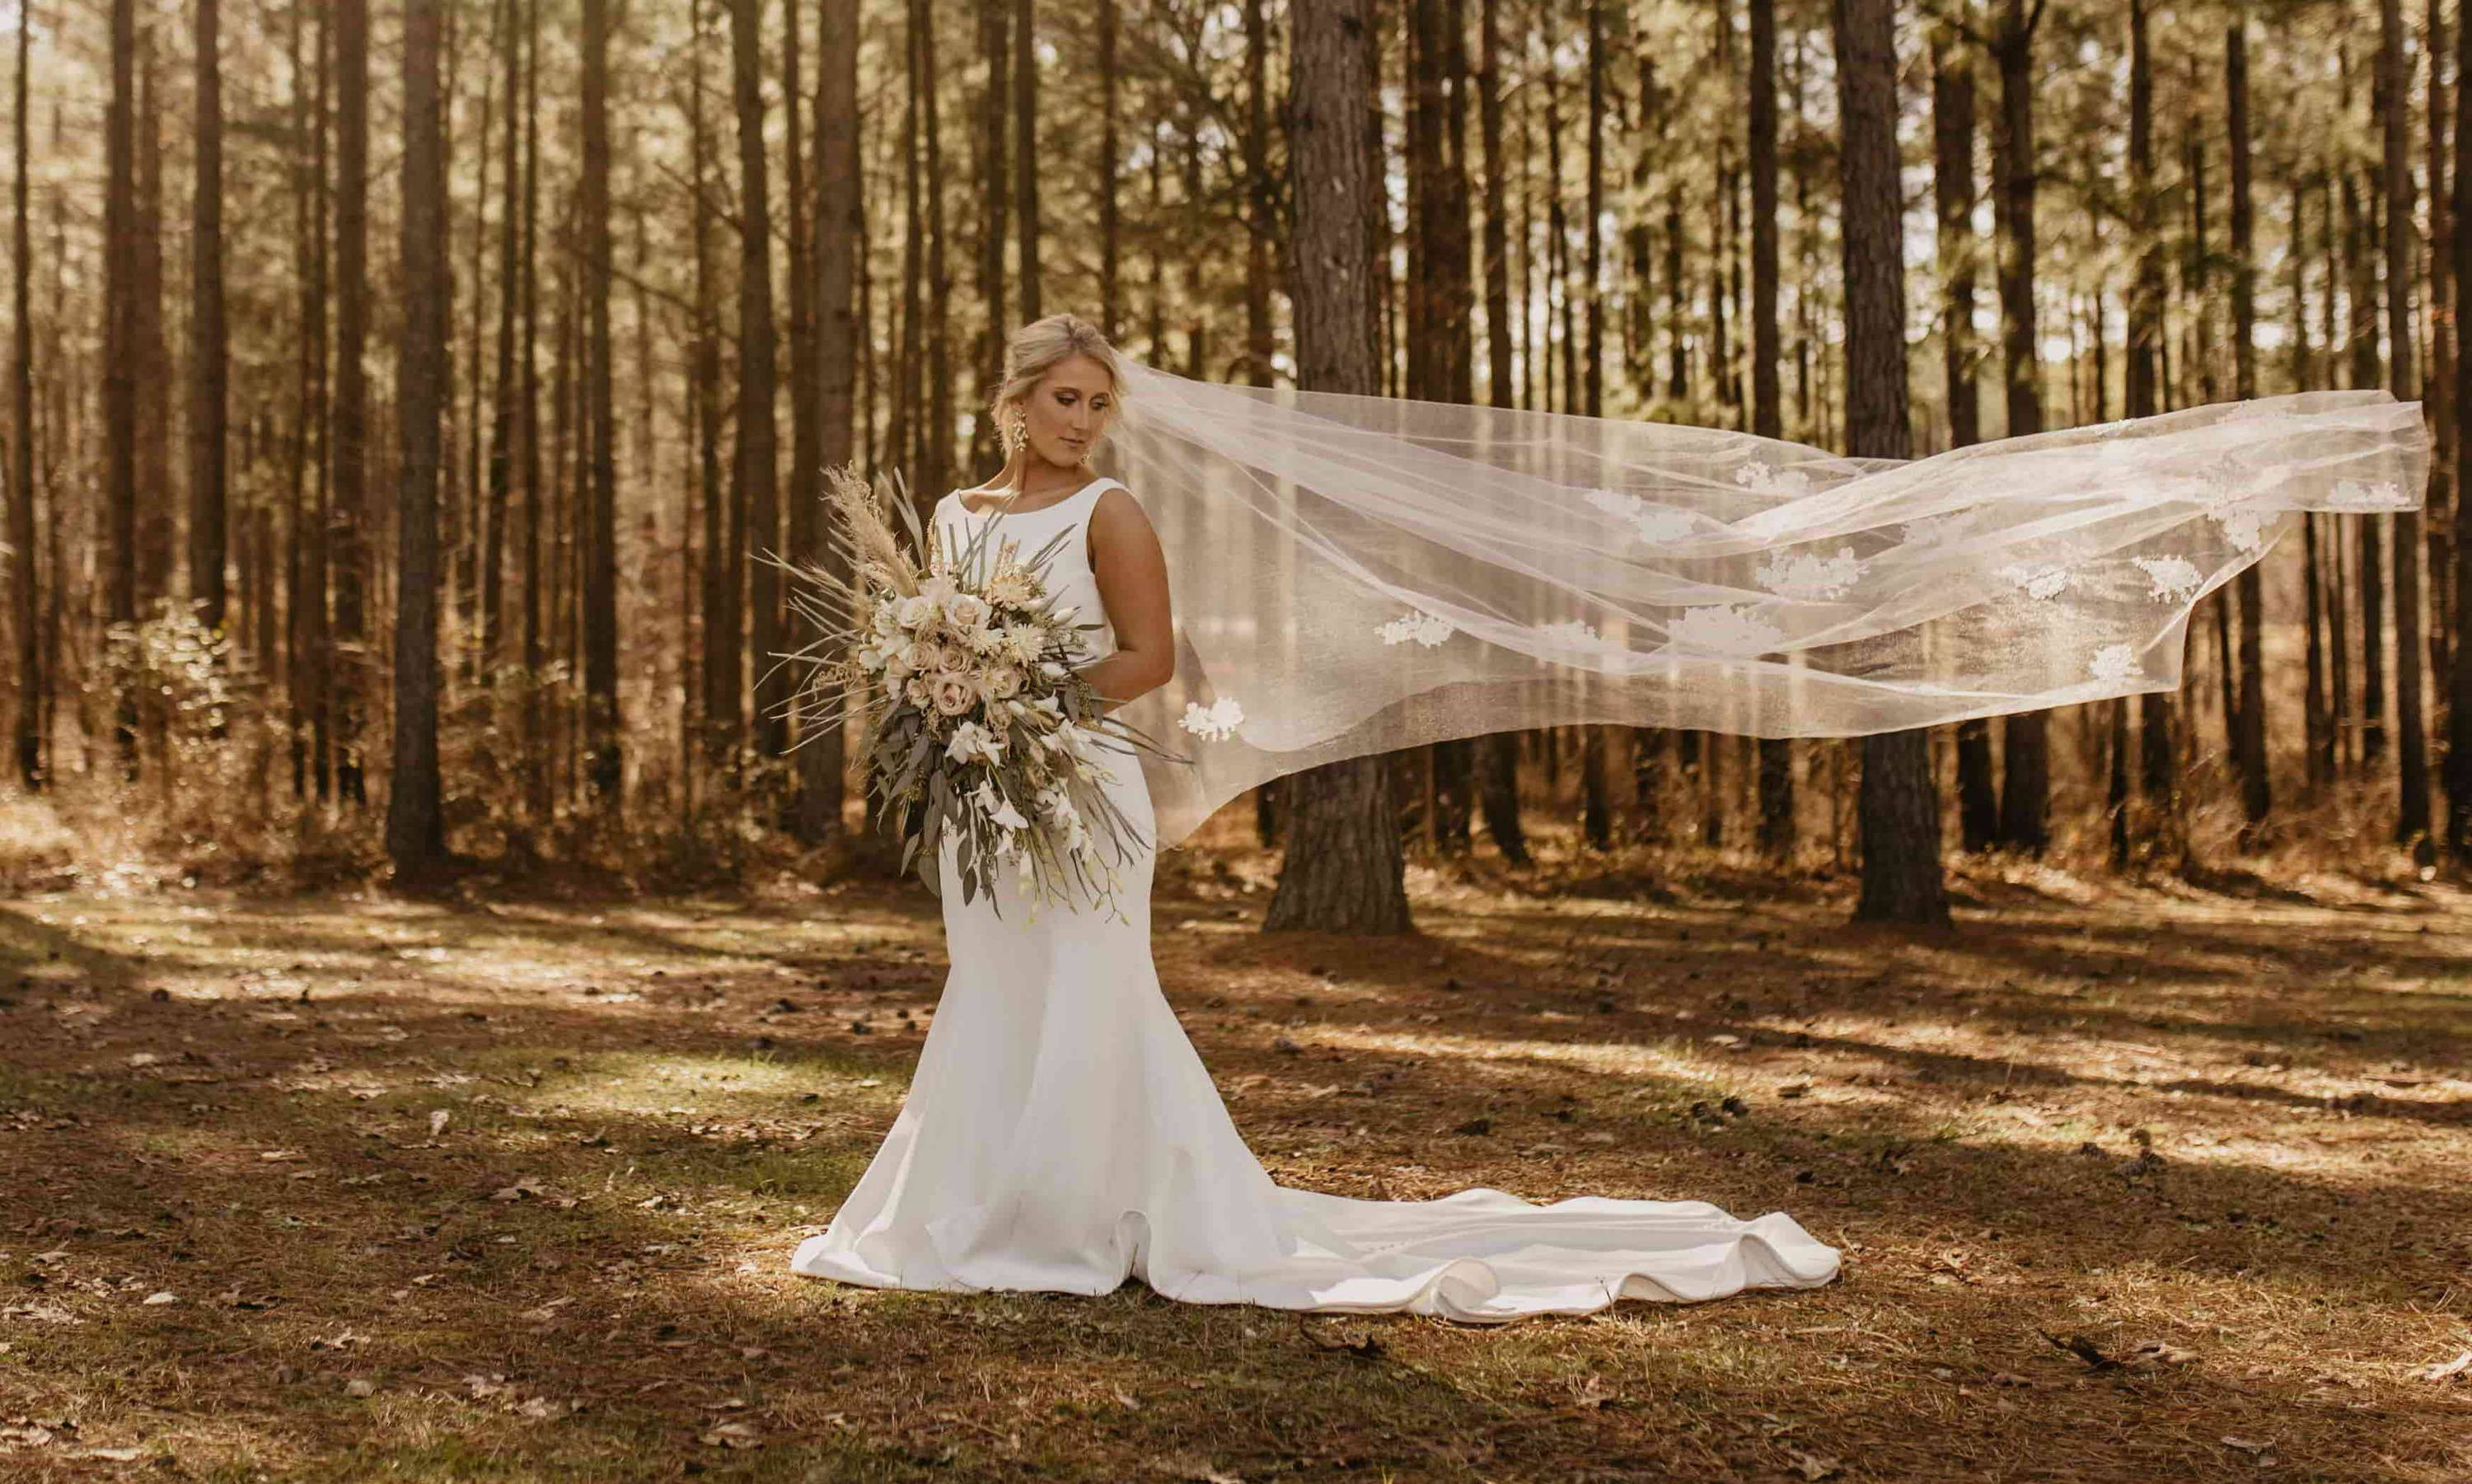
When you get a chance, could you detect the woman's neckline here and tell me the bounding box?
[951,474,1108,517]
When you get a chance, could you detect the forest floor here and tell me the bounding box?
[1,834,2468,1482]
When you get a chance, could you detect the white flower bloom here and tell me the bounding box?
[1755,545,1864,600]
[972,779,1029,831]
[2088,644,2141,685]
[1179,696,1244,742]
[1995,564,2074,601]
[1667,604,1786,656]
[1378,609,1455,647]
[2328,478,2413,511]
[943,719,1005,766]
[986,567,1039,607]
[896,593,939,630]
[2132,555,2203,603]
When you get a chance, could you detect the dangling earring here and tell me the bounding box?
[1000,413,1026,456]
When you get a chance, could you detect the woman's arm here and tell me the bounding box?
[1072,485,1175,716]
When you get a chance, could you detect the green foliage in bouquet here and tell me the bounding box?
[773,464,1192,923]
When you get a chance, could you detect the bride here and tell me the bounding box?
[788,314,1845,1322]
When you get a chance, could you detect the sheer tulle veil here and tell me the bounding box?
[1089,357,2430,851]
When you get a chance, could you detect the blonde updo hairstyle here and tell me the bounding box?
[988,313,1130,472]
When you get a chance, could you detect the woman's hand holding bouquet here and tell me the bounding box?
[777,465,1189,923]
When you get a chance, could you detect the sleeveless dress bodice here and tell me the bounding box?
[933,476,1122,662]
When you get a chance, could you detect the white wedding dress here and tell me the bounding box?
[788,475,1842,1322]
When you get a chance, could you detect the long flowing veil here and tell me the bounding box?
[1095,358,2430,851]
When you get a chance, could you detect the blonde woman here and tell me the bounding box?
[788,314,1842,1321]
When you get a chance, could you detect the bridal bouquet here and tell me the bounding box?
[777,464,1192,922]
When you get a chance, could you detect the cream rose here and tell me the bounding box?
[943,592,991,634]
[903,675,935,710]
[936,640,974,672]
[929,671,979,716]
[982,663,1023,700]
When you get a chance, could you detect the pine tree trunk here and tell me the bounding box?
[1014,0,1041,320]
[1266,0,1412,935]
[798,0,862,845]
[579,0,622,801]
[104,0,138,769]
[1990,0,2046,854]
[388,0,450,874]
[2384,0,2432,853]
[2227,16,2271,840]
[1244,0,1276,386]
[484,0,523,680]
[1100,0,1120,338]
[2346,157,2389,769]
[1838,0,1949,926]
[1475,0,1529,864]
[2450,0,2472,854]
[190,0,227,634]
[733,0,784,761]
[692,0,733,776]
[920,6,952,505]
[971,0,1010,477]
[1934,10,1993,851]
[11,0,38,788]
[1751,0,1795,860]
[334,0,370,803]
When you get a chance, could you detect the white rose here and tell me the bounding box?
[983,664,1023,700]
[897,594,938,630]
[902,675,934,710]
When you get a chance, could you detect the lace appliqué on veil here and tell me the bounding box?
[1378,609,1455,647]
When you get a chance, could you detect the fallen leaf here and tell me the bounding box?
[2124,1339,2198,1368]
[700,1421,764,1449]
[1786,1448,1843,1480]
[2420,1349,2472,1382]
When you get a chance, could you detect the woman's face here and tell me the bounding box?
[1011,353,1117,470]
